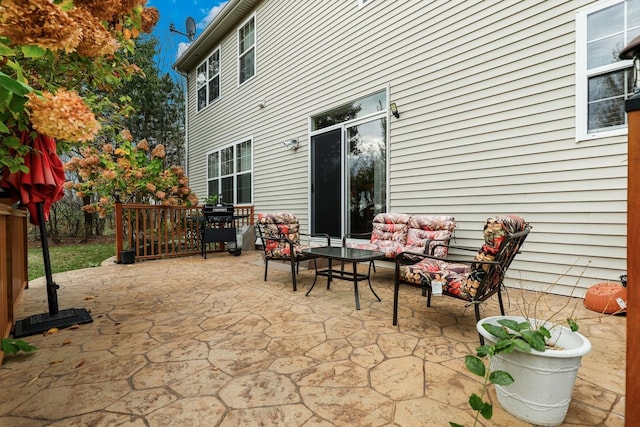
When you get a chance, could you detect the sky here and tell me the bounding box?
[147,0,228,79]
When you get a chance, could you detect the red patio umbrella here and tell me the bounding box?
[1,131,92,337]
[1,132,65,225]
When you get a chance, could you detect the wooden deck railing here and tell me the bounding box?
[114,203,255,263]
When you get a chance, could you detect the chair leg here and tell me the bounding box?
[393,266,400,326]
[475,304,485,345]
[264,259,268,281]
[291,257,297,292]
[426,287,432,307]
[497,288,506,315]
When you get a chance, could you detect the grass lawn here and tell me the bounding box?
[28,241,116,282]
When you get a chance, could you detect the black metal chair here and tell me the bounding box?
[393,215,531,344]
[255,213,330,291]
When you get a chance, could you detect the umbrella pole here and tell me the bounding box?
[12,202,93,338]
[37,201,59,315]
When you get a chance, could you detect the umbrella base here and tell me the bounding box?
[13,308,93,338]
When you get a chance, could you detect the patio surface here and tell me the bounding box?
[1,250,626,426]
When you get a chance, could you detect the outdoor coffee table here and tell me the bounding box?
[302,246,386,310]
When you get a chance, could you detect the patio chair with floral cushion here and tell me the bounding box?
[256,212,331,291]
[393,215,531,343]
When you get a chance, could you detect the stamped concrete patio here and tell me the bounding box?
[1,250,626,426]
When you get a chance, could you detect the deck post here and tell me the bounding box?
[624,95,639,427]
[621,36,640,427]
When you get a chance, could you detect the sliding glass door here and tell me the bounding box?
[310,90,388,237]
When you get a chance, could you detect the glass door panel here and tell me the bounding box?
[346,119,387,234]
[311,128,342,236]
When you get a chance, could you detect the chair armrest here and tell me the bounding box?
[257,234,297,246]
[424,238,458,255]
[301,232,331,247]
[432,242,478,254]
[342,232,372,247]
[396,250,496,267]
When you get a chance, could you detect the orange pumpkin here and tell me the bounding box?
[584,282,627,314]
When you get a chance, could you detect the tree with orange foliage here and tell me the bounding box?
[65,129,199,219]
[0,0,160,173]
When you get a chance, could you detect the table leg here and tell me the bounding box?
[368,261,382,302]
[305,265,318,297]
[327,258,332,289]
[353,260,361,310]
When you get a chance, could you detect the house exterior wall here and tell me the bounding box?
[176,0,628,296]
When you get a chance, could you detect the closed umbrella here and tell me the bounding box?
[1,131,92,337]
[1,132,65,224]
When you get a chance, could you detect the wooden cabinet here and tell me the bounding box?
[0,200,28,364]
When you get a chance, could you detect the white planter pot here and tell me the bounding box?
[477,316,592,426]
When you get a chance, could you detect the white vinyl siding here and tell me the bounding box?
[182,0,627,296]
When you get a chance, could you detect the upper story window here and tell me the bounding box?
[238,16,256,85]
[207,139,253,205]
[576,0,640,140]
[196,48,220,111]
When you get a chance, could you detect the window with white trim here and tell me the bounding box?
[207,139,253,205]
[238,16,255,84]
[196,48,220,111]
[576,0,640,140]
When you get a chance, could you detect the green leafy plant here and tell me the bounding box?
[452,262,594,426]
[1,337,37,356]
[450,317,579,427]
[204,194,219,205]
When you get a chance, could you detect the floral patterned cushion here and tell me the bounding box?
[370,213,411,246]
[346,213,409,258]
[405,215,456,257]
[346,213,456,259]
[400,215,528,301]
[257,212,309,259]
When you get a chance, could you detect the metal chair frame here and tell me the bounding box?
[393,224,531,344]
[255,220,330,291]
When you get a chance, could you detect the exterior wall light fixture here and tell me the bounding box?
[621,34,640,94]
[390,102,400,118]
[283,139,299,150]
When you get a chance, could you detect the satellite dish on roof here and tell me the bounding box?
[169,16,196,42]
[186,17,196,41]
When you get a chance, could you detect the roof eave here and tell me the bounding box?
[172,0,262,73]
